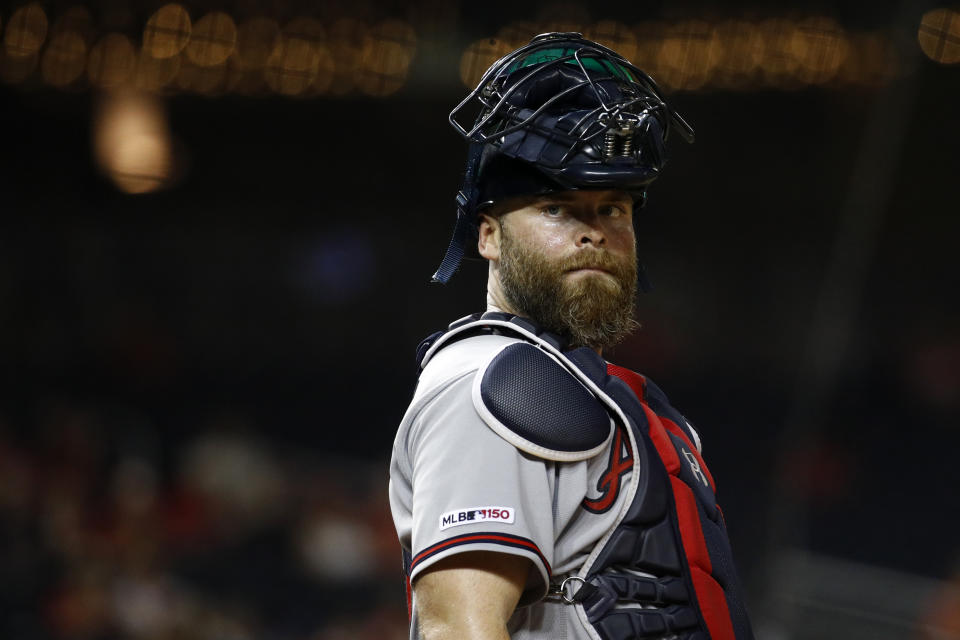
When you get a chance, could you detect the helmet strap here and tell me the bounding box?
[431,142,485,283]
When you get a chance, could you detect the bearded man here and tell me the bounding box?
[389,33,755,640]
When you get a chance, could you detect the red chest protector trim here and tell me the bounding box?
[605,364,745,639]
[561,348,754,640]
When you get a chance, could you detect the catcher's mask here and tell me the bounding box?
[432,32,694,285]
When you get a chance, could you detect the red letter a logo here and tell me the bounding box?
[582,426,633,514]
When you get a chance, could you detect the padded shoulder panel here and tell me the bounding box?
[474,343,614,461]
[642,376,702,453]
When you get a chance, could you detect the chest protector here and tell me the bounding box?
[416,312,754,640]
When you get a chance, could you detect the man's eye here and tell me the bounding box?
[542,204,564,217]
[602,205,627,217]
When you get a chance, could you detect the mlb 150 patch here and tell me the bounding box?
[439,506,515,530]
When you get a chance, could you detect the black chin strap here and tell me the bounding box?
[431,197,474,284]
[431,143,485,284]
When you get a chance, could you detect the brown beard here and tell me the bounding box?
[497,225,639,351]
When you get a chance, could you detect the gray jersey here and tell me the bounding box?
[389,332,638,640]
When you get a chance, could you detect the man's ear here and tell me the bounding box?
[477,213,502,261]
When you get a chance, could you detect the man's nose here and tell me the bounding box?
[575,215,606,247]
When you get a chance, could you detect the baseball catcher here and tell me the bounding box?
[389,32,754,640]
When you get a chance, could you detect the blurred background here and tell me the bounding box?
[1,0,959,638]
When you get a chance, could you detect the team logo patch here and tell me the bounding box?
[439,506,515,530]
[682,449,709,487]
[582,425,632,514]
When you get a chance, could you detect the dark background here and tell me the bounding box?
[1,1,959,638]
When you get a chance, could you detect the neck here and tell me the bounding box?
[486,300,507,313]
[486,267,518,315]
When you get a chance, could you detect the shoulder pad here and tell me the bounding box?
[419,312,566,370]
[472,343,614,462]
[642,377,702,453]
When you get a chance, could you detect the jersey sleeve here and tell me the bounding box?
[406,371,555,604]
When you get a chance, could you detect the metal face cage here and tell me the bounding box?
[449,32,695,176]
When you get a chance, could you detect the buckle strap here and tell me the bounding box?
[431,142,485,283]
[550,573,691,620]
[431,204,474,283]
[550,573,701,639]
[548,576,598,604]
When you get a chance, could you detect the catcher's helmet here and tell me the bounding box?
[432,32,694,284]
